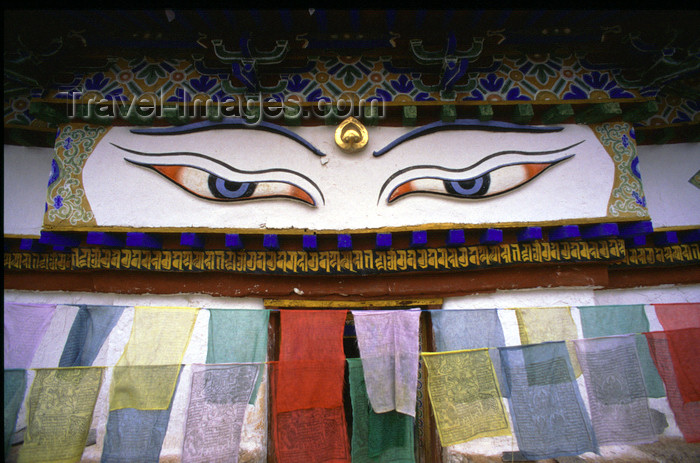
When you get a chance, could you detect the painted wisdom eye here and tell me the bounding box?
[146,165,317,205]
[387,162,556,203]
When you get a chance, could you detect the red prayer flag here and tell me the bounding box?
[664,328,700,403]
[645,331,700,442]
[654,303,700,330]
[274,310,350,462]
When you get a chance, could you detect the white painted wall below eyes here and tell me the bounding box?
[636,142,700,229]
[3,145,53,237]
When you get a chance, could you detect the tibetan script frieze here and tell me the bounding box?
[5,239,630,275]
[613,244,700,267]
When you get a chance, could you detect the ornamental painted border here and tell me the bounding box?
[7,54,699,131]
[5,239,627,275]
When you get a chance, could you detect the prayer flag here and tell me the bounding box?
[653,303,700,330]
[182,363,259,463]
[59,305,125,367]
[431,308,509,396]
[645,332,700,443]
[578,304,665,398]
[18,367,103,463]
[101,369,181,463]
[274,310,349,462]
[421,349,510,446]
[4,369,26,459]
[663,328,700,403]
[500,342,598,460]
[109,307,198,411]
[206,309,269,404]
[574,335,657,445]
[4,303,57,369]
[515,306,581,377]
[347,358,415,462]
[352,309,421,416]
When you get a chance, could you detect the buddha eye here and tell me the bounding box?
[378,142,582,205]
[114,144,324,207]
[387,162,557,203]
[146,164,317,205]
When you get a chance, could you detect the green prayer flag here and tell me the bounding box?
[347,358,415,462]
[207,309,270,403]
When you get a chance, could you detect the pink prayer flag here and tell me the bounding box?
[4,302,57,369]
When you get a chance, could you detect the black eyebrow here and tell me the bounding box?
[373,119,564,157]
[376,141,583,202]
[112,143,325,204]
[128,119,326,157]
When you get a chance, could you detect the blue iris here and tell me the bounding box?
[207,176,255,199]
[444,174,490,197]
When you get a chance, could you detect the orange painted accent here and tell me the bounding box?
[524,163,551,179]
[287,188,315,206]
[388,182,415,203]
[152,165,183,182]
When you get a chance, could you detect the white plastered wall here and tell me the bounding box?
[3,145,53,237]
[636,142,700,229]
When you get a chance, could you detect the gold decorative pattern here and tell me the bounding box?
[43,124,109,229]
[592,122,650,220]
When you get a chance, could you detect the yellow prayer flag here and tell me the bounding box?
[422,349,510,446]
[515,307,581,376]
[110,307,198,410]
[18,367,103,463]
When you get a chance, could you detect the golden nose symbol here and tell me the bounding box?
[335,117,368,153]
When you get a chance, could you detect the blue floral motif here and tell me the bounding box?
[307,88,331,103]
[48,159,60,186]
[506,87,530,101]
[609,87,635,98]
[83,72,127,101]
[53,195,63,210]
[632,191,646,207]
[189,76,217,93]
[286,74,311,93]
[622,134,629,148]
[480,74,504,92]
[463,89,485,101]
[63,137,73,150]
[582,71,634,98]
[389,75,414,93]
[563,85,588,100]
[415,92,435,101]
[84,72,109,92]
[167,87,193,103]
[672,111,691,123]
[686,99,700,112]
